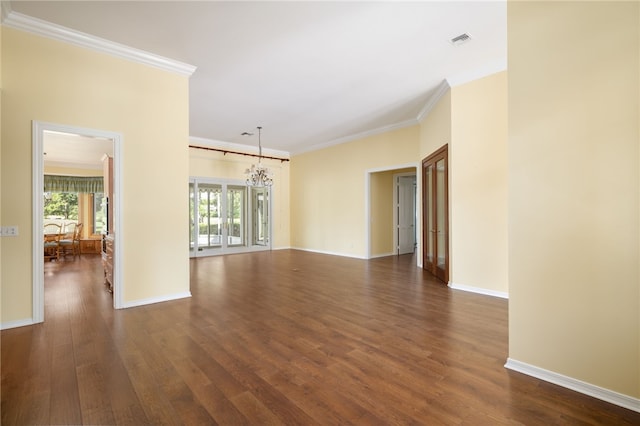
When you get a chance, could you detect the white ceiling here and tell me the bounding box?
[44,131,113,170]
[8,1,506,155]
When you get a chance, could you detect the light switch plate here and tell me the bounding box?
[1,226,19,237]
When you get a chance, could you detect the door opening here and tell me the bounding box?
[33,121,123,323]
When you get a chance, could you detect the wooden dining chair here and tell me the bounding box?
[71,223,83,257]
[44,223,63,261]
[60,222,78,259]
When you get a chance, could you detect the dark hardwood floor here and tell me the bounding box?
[2,250,639,425]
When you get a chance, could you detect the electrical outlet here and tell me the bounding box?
[1,226,19,237]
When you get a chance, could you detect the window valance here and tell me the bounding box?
[44,175,104,193]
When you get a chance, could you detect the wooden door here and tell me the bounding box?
[422,145,449,282]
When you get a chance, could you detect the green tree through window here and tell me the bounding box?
[44,192,78,220]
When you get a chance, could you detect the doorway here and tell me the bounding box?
[33,121,123,323]
[422,144,449,283]
[366,164,421,261]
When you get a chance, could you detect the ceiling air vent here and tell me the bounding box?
[450,33,472,46]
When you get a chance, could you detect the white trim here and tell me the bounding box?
[1,318,35,331]
[290,247,367,260]
[365,169,371,259]
[33,122,45,323]
[445,58,507,88]
[369,252,395,259]
[505,358,640,413]
[121,292,192,310]
[189,136,290,159]
[292,119,418,156]
[33,121,124,318]
[1,0,12,22]
[417,80,450,123]
[111,131,124,309]
[448,282,509,299]
[2,11,196,77]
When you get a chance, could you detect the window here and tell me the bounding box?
[93,193,106,234]
[189,179,271,257]
[44,192,78,221]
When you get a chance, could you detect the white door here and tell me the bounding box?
[189,179,269,257]
[396,175,416,255]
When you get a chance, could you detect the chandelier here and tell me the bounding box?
[245,126,273,187]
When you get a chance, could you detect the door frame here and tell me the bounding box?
[393,172,417,255]
[365,163,421,264]
[33,121,124,322]
[421,144,449,283]
[189,177,272,257]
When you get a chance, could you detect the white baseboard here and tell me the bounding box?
[121,291,192,309]
[1,318,36,330]
[370,252,395,259]
[448,282,509,299]
[505,358,640,413]
[290,246,367,260]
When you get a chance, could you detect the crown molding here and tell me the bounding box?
[189,136,291,159]
[292,118,419,156]
[1,10,197,77]
[1,1,12,22]
[416,80,451,123]
[445,58,507,88]
[415,59,507,124]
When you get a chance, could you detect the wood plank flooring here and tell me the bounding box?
[2,250,639,425]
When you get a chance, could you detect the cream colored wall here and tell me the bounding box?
[290,125,419,258]
[188,148,290,248]
[1,28,190,323]
[508,1,639,398]
[370,170,394,256]
[419,91,451,159]
[450,72,508,293]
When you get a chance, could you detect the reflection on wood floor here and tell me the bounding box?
[2,250,639,425]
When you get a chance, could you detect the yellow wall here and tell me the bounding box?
[290,125,419,258]
[188,147,291,249]
[419,91,451,159]
[450,72,508,293]
[370,170,394,256]
[1,28,190,323]
[508,1,639,397]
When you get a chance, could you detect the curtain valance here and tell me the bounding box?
[44,175,104,193]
